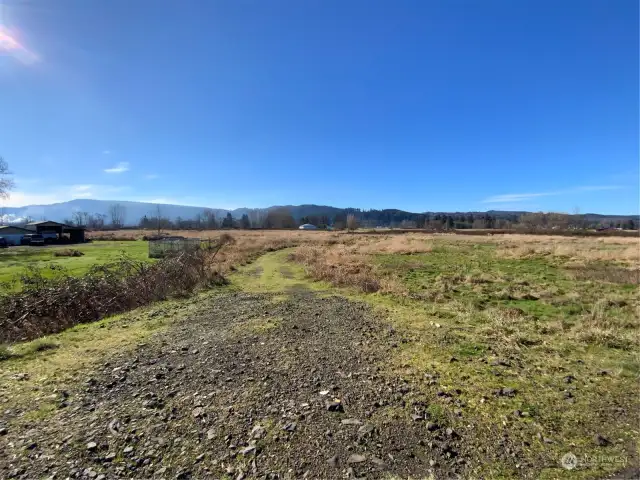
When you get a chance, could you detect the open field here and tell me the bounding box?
[1,231,638,479]
[0,241,149,287]
[0,241,148,282]
[87,228,341,241]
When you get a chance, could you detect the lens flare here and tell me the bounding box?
[0,26,39,65]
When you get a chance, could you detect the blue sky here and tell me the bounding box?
[1,0,638,214]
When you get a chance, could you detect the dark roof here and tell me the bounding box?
[0,225,33,233]
[27,220,67,226]
[27,220,85,230]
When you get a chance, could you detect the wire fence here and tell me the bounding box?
[148,237,211,258]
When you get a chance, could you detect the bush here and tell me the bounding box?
[289,246,382,293]
[0,344,12,361]
[53,249,84,257]
[0,249,227,343]
[27,338,60,353]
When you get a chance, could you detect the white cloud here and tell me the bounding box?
[102,150,111,155]
[0,191,66,207]
[144,173,159,180]
[1,213,28,224]
[0,184,128,207]
[482,185,622,203]
[104,162,130,174]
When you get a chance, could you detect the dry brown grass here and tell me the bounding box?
[492,234,640,266]
[91,229,639,266]
[90,229,343,276]
[285,233,640,354]
[204,230,337,275]
[278,231,640,294]
[89,229,339,242]
[571,298,639,350]
[289,245,388,293]
[52,249,84,257]
[353,234,434,254]
[90,230,639,290]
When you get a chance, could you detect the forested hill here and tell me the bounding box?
[2,199,638,230]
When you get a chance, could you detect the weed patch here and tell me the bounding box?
[567,264,639,285]
[283,234,640,478]
[0,249,227,343]
[52,249,84,257]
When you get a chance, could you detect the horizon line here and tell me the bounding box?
[1,198,638,217]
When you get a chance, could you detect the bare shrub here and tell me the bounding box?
[93,235,140,241]
[571,299,639,350]
[493,235,640,267]
[53,249,84,257]
[290,245,396,293]
[29,338,60,353]
[346,214,359,231]
[0,344,12,361]
[0,231,327,343]
[567,265,639,285]
[0,249,227,343]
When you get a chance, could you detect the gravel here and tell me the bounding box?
[0,292,469,479]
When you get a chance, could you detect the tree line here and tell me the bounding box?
[0,158,636,232]
[63,205,637,231]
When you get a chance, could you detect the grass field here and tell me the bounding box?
[1,230,638,478]
[286,233,640,478]
[0,241,149,287]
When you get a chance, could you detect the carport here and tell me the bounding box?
[26,221,86,243]
[0,225,33,245]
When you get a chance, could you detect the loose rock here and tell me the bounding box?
[341,418,362,426]
[594,434,610,446]
[192,407,205,418]
[357,423,375,438]
[327,456,339,468]
[251,425,266,439]
[347,454,366,464]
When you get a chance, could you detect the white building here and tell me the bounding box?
[299,224,318,230]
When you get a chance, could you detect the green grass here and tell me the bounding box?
[0,241,150,288]
[374,240,635,321]
[243,239,639,479]
[230,248,332,295]
[2,239,635,479]
[367,241,639,478]
[0,290,218,426]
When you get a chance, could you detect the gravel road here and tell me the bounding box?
[0,290,473,479]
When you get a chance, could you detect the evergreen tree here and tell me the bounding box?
[221,212,233,229]
[446,215,454,230]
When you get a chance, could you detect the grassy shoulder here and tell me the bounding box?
[0,291,218,427]
[0,241,150,287]
[235,241,639,479]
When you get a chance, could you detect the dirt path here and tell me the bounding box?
[3,251,633,479]
[0,289,471,479]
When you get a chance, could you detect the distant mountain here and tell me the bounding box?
[0,199,231,225]
[0,199,637,227]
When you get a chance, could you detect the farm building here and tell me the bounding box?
[299,224,318,230]
[0,225,33,245]
[26,221,86,243]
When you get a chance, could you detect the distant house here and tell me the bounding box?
[0,225,33,245]
[26,221,86,243]
[299,223,318,230]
